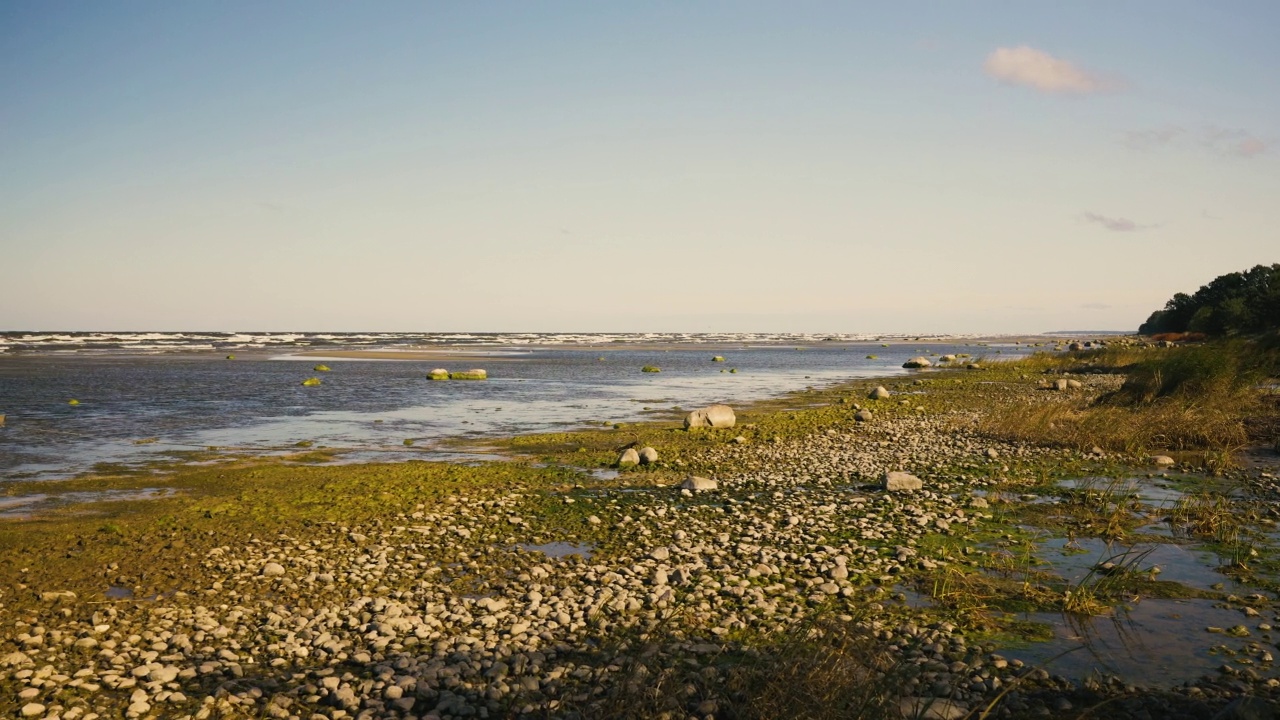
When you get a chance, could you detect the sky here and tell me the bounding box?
[2,2,1277,334]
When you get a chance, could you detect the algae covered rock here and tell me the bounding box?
[711,356,725,362]
[313,364,331,372]
[68,399,80,405]
[428,368,450,380]
[684,404,736,429]
[450,369,487,380]
[301,377,322,387]
[641,365,661,373]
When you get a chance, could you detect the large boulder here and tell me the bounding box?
[684,404,736,429]
[681,476,718,491]
[638,447,659,464]
[903,357,932,369]
[883,471,923,492]
[428,368,450,380]
[868,386,890,400]
[617,448,640,466]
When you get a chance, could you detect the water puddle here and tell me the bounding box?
[1038,537,1239,592]
[1007,599,1271,686]
[105,586,134,599]
[516,541,594,559]
[0,488,179,519]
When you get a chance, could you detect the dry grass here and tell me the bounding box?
[977,341,1277,460]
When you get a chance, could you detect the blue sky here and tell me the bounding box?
[2,2,1276,333]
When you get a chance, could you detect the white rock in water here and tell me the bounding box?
[260,562,286,577]
[903,357,931,368]
[683,404,736,429]
[681,476,718,491]
[617,448,640,466]
[638,446,659,464]
[883,471,923,492]
[868,386,890,400]
[1151,455,1176,467]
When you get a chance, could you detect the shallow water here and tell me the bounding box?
[0,488,178,519]
[517,542,594,559]
[1009,599,1270,685]
[0,340,1023,481]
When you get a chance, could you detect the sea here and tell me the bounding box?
[0,331,1038,483]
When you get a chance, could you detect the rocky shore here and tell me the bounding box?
[2,363,1278,720]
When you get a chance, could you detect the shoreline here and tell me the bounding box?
[3,347,1274,719]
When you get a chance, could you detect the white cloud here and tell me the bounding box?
[984,46,1105,94]
[1124,126,1185,150]
[1082,212,1154,232]
[1203,126,1270,158]
[1124,125,1270,159]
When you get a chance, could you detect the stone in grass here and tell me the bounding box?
[868,386,890,400]
[899,696,967,720]
[684,404,736,429]
[301,377,322,386]
[450,369,487,380]
[617,448,640,466]
[681,476,717,491]
[883,471,923,492]
[428,368,450,380]
[903,356,932,369]
[638,446,659,464]
[854,409,873,422]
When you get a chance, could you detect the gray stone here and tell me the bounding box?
[869,386,891,400]
[1212,696,1276,720]
[883,471,923,492]
[903,357,932,369]
[617,448,640,466]
[681,476,717,491]
[854,410,873,422]
[260,562,286,577]
[638,446,659,464]
[684,404,736,429]
[899,697,968,720]
[650,547,671,561]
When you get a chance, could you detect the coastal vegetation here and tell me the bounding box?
[1139,263,1280,336]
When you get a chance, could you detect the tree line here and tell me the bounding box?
[1139,263,1280,336]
